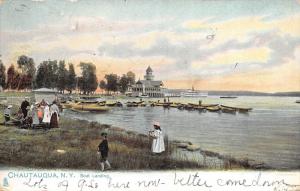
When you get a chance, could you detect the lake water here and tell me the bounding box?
[62,96,300,169]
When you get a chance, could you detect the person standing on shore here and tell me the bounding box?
[149,121,165,154]
[42,102,51,129]
[3,105,12,124]
[50,101,60,128]
[32,102,40,128]
[97,132,111,171]
[21,98,30,118]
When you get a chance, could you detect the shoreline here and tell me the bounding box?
[0,112,272,170]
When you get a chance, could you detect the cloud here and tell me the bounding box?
[166,59,300,92]
[191,47,271,69]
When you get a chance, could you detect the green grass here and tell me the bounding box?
[0,117,205,170]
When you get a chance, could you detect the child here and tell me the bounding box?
[97,132,111,171]
[149,121,165,154]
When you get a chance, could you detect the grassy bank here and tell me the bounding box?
[0,115,206,170]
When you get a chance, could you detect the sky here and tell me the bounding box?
[0,0,300,92]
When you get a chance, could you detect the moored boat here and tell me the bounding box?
[206,105,221,112]
[220,96,237,99]
[220,105,252,113]
[221,107,237,114]
[71,103,110,112]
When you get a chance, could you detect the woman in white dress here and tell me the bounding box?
[42,102,51,129]
[149,121,165,154]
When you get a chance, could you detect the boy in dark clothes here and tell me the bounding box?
[97,132,111,171]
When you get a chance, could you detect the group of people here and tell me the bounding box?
[3,98,60,129]
[97,121,165,171]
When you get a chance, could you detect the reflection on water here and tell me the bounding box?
[62,96,300,169]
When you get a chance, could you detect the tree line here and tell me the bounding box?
[0,55,136,95]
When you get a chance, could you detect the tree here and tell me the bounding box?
[57,60,68,93]
[0,60,6,90]
[99,80,107,93]
[6,65,16,89]
[127,71,135,85]
[66,63,76,94]
[47,60,58,88]
[119,74,129,93]
[79,62,98,94]
[17,55,36,89]
[104,74,118,94]
[35,62,47,88]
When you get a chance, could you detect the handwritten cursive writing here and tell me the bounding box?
[23,177,47,190]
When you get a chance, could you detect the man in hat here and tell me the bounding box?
[3,105,12,124]
[149,121,165,154]
[97,132,111,171]
[21,98,30,118]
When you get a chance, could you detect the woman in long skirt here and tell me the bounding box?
[50,112,58,128]
[32,102,40,128]
[50,101,60,128]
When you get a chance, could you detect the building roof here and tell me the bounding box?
[139,80,163,87]
[33,88,58,93]
[146,66,153,73]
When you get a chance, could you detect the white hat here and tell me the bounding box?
[7,105,12,109]
[153,121,160,127]
[35,102,39,105]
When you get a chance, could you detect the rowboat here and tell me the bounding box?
[220,105,252,113]
[169,103,178,108]
[201,104,219,108]
[206,105,221,112]
[71,103,110,112]
[221,107,236,114]
[126,102,139,107]
[193,106,206,111]
[61,102,73,109]
[139,103,147,107]
[106,102,117,107]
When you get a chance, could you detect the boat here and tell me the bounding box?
[139,102,147,107]
[138,94,149,98]
[220,96,237,99]
[126,102,139,107]
[70,108,90,113]
[71,103,110,112]
[169,103,178,108]
[221,107,236,114]
[181,90,208,97]
[180,86,208,97]
[115,101,123,107]
[61,102,73,109]
[296,100,300,104]
[105,102,116,107]
[220,105,252,113]
[206,105,221,112]
[201,104,219,108]
[193,105,206,111]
